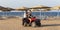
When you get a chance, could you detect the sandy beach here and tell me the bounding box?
[0,17,60,30]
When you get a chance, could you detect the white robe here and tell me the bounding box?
[24,12,26,18]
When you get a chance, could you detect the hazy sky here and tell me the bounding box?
[0,0,60,8]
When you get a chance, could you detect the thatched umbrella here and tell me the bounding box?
[2,8,15,11]
[0,6,4,9]
[51,6,60,17]
[29,5,51,11]
[50,6,60,10]
[29,5,51,19]
[16,6,29,11]
[16,6,31,18]
[0,6,15,11]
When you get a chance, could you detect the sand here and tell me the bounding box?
[0,17,60,30]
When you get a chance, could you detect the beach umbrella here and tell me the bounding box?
[50,6,60,10]
[29,5,51,19]
[0,6,15,17]
[29,5,51,10]
[5,7,15,11]
[51,6,60,18]
[16,6,29,11]
[16,6,31,18]
[0,6,6,10]
[28,5,51,12]
[0,6,15,11]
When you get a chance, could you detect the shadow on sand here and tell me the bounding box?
[33,24,60,28]
[41,24,60,27]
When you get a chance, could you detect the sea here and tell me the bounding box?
[0,11,60,18]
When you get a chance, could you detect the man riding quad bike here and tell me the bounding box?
[22,10,41,27]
